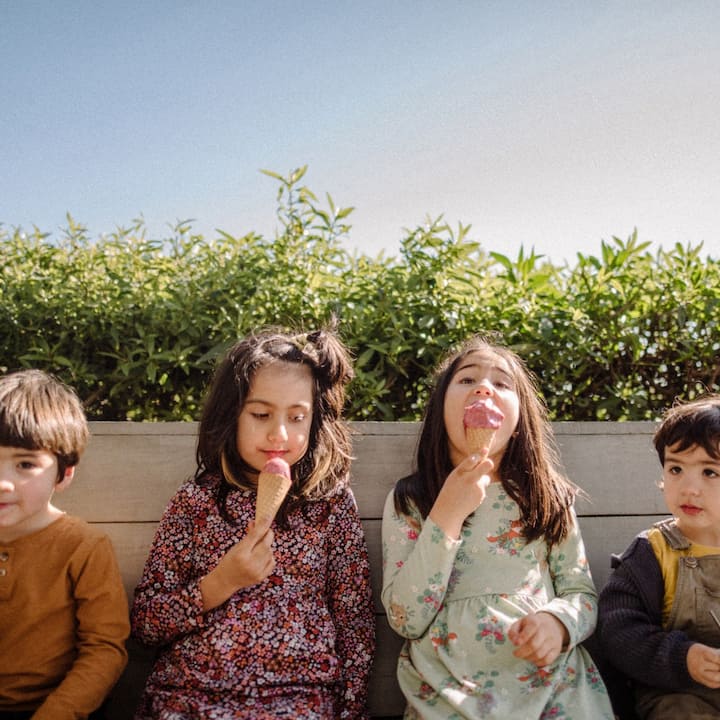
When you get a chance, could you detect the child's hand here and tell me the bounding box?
[200,520,275,611]
[508,611,569,667]
[429,454,494,540]
[687,642,720,688]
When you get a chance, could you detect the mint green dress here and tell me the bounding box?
[381,482,614,719]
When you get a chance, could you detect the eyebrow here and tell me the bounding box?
[244,398,312,409]
[456,362,513,380]
[663,452,720,465]
[8,449,45,459]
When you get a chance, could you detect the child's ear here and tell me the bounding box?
[56,466,76,492]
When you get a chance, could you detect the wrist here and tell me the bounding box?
[428,508,463,541]
[200,566,236,611]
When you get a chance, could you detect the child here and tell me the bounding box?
[598,395,720,719]
[0,369,129,720]
[131,327,375,719]
[381,337,613,719]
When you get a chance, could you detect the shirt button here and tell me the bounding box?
[0,568,6,576]
[0,552,8,562]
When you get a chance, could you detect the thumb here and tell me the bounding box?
[460,453,491,471]
[509,616,528,644]
[462,453,494,476]
[247,518,272,541]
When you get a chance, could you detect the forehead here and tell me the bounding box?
[454,350,514,377]
[247,361,313,402]
[0,445,56,461]
[664,442,720,463]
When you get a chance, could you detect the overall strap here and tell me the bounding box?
[653,517,691,550]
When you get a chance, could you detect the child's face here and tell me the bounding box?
[236,360,314,475]
[443,350,520,468]
[662,442,720,546]
[0,446,71,542]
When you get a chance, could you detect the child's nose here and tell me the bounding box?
[474,380,493,396]
[268,421,288,443]
[681,475,702,494]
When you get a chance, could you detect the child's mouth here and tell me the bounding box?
[680,504,702,516]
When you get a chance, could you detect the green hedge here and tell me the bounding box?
[2,167,718,421]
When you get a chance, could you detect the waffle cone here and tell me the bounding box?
[255,472,292,523]
[466,426,497,457]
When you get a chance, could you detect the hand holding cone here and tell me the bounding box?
[255,457,292,524]
[463,398,504,457]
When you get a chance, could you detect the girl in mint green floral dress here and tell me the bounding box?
[381,337,613,719]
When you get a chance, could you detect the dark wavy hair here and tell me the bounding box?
[0,369,89,481]
[653,394,720,464]
[394,336,576,546]
[195,324,354,525]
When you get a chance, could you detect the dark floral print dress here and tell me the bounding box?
[131,474,375,719]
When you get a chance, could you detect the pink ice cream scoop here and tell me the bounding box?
[262,457,291,478]
[463,399,504,455]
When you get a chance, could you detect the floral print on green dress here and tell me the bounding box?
[381,484,615,719]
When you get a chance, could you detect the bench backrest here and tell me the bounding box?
[57,421,666,719]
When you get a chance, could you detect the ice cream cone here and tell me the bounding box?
[255,458,291,523]
[466,426,497,456]
[463,398,504,458]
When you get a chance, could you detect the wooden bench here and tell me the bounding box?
[56,420,667,719]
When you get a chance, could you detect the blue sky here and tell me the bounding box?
[2,1,719,261]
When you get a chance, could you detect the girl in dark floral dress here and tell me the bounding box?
[131,326,375,719]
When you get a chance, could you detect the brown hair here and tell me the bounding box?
[0,369,89,480]
[653,394,720,464]
[195,324,354,525]
[394,336,576,545]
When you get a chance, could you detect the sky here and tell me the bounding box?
[2,1,720,263]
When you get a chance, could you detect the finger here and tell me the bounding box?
[248,519,273,544]
[509,617,532,645]
[462,453,494,473]
[459,454,484,471]
[517,616,541,644]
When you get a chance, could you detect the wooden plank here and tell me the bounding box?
[61,421,665,521]
[93,522,157,601]
[350,429,415,518]
[578,514,668,591]
[557,426,664,516]
[369,617,405,717]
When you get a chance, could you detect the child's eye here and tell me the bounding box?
[458,375,476,385]
[18,461,36,470]
[251,412,269,420]
[703,468,720,479]
[667,465,682,475]
[290,414,306,423]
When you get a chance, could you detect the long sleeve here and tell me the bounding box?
[31,533,129,719]
[326,490,375,720]
[0,518,129,720]
[130,483,207,645]
[597,535,694,689]
[380,489,461,639]
[540,509,600,647]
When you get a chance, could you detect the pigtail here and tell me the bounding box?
[289,325,354,501]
